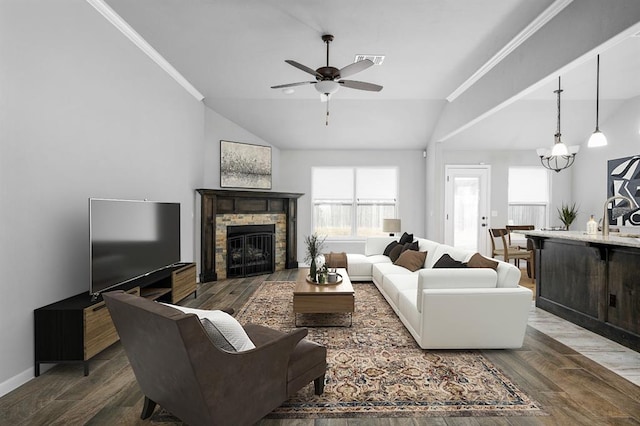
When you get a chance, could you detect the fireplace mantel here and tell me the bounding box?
[196,189,303,282]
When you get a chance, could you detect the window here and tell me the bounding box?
[508,167,549,232]
[312,167,397,237]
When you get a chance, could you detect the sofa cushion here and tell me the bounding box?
[383,241,400,256]
[372,262,414,285]
[459,253,520,288]
[381,274,418,307]
[433,253,467,268]
[465,253,498,270]
[416,238,440,268]
[399,232,414,244]
[415,269,498,313]
[388,244,404,262]
[347,254,372,278]
[494,261,521,288]
[165,304,256,352]
[394,250,427,272]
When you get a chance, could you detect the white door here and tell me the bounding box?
[444,165,491,255]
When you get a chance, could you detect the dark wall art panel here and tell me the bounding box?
[607,155,640,226]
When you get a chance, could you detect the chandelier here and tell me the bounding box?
[536,76,579,173]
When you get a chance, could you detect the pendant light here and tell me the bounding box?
[587,55,608,147]
[537,76,579,172]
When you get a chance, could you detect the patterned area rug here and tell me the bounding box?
[234,281,544,418]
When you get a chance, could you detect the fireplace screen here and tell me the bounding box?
[226,225,275,278]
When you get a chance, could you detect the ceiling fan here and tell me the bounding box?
[271,34,383,124]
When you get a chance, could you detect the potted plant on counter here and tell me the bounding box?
[558,202,578,230]
[304,233,326,282]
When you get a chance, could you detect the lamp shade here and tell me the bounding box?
[551,141,569,156]
[587,130,608,147]
[382,218,401,234]
[315,80,340,95]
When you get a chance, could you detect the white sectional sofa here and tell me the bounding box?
[346,236,533,349]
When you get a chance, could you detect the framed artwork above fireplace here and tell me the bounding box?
[220,140,272,189]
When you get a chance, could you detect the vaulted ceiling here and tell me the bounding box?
[103,0,640,151]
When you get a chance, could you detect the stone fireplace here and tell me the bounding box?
[197,189,303,282]
[226,224,276,278]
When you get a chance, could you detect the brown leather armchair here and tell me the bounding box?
[103,291,327,425]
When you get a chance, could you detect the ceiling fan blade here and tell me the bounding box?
[270,81,316,89]
[339,59,374,78]
[339,80,383,92]
[285,60,322,78]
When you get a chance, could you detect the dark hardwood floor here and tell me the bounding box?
[2,269,638,425]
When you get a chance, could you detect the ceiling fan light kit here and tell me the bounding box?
[537,76,579,173]
[315,80,340,95]
[271,34,383,125]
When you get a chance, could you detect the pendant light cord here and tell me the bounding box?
[595,54,600,131]
[555,76,562,139]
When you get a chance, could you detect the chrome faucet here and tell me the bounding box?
[602,195,634,236]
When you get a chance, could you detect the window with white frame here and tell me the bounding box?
[312,167,397,237]
[508,167,550,232]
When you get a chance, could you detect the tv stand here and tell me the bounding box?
[34,263,197,376]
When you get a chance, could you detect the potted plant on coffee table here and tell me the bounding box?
[304,233,326,282]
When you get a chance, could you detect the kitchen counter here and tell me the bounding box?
[525,229,640,249]
[525,230,640,352]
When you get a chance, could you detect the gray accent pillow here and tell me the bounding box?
[201,317,236,352]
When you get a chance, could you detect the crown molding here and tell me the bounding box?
[446,0,573,102]
[86,0,204,101]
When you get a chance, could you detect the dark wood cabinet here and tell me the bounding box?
[607,247,640,336]
[34,263,197,376]
[537,239,604,318]
[530,235,640,351]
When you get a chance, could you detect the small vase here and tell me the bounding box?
[310,258,317,282]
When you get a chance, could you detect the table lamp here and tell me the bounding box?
[382,219,401,237]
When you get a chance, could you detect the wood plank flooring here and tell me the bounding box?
[2,269,638,425]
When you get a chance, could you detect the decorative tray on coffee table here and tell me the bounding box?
[306,273,343,285]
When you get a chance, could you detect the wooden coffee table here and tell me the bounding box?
[293,268,354,327]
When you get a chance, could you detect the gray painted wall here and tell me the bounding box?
[279,150,426,257]
[438,149,573,233]
[571,95,640,230]
[0,1,205,392]
[203,107,281,189]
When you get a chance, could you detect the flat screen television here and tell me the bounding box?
[89,198,181,296]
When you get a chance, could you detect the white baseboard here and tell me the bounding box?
[0,367,34,398]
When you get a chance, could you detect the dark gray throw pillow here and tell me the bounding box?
[399,232,414,245]
[388,244,404,262]
[433,253,467,268]
[403,241,419,252]
[383,241,400,257]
